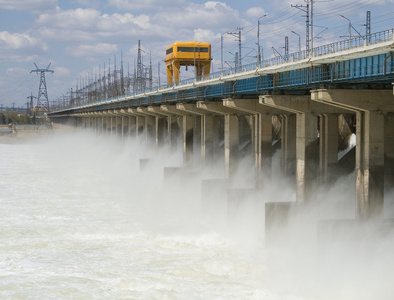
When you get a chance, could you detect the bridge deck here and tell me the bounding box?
[50,28,394,115]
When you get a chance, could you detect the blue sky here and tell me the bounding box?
[0,0,393,108]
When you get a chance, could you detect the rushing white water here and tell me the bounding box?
[1,132,393,300]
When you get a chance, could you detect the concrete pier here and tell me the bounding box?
[61,87,394,235]
[311,89,394,220]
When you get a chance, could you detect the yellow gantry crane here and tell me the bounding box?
[165,41,212,84]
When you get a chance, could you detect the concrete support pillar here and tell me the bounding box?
[319,114,339,182]
[202,114,220,166]
[258,113,273,175]
[156,117,166,147]
[356,110,385,220]
[128,115,137,138]
[197,101,246,178]
[108,116,113,135]
[92,115,97,132]
[136,115,145,137]
[176,103,209,167]
[182,114,194,166]
[168,114,180,150]
[147,106,172,148]
[81,116,87,129]
[116,116,122,136]
[99,116,104,134]
[311,88,394,220]
[102,116,107,134]
[194,115,202,166]
[223,98,280,177]
[385,113,394,190]
[296,112,319,203]
[144,115,155,142]
[121,116,129,138]
[281,114,297,176]
[224,114,239,178]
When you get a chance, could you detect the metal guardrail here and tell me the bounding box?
[51,28,394,112]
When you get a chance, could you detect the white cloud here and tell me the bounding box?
[245,7,266,19]
[193,29,216,42]
[0,31,44,50]
[65,43,118,57]
[108,0,185,11]
[37,8,100,30]
[0,0,57,13]
[155,1,245,32]
[54,66,71,77]
[6,67,29,76]
[36,8,153,43]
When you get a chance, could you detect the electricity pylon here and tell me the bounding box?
[31,63,54,113]
[27,92,37,115]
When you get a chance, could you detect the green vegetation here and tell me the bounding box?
[0,111,32,125]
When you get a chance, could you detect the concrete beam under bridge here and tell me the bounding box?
[160,105,200,167]
[222,98,281,180]
[196,101,253,179]
[259,94,354,203]
[311,89,394,221]
[259,95,318,204]
[148,106,179,149]
[127,108,149,140]
[136,107,156,143]
[134,106,168,148]
[176,103,220,167]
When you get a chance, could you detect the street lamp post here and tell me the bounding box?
[340,14,363,47]
[291,30,301,58]
[257,13,268,67]
[340,14,352,45]
[221,31,228,75]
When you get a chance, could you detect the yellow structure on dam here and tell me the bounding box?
[165,41,212,84]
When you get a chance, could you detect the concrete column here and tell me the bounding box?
[144,115,155,142]
[281,114,297,176]
[176,103,208,166]
[116,116,122,136]
[385,113,394,191]
[168,114,180,150]
[156,117,166,147]
[311,88,394,220]
[259,113,273,174]
[197,101,244,178]
[110,116,114,135]
[193,115,202,166]
[223,98,281,177]
[99,115,104,134]
[224,114,239,178]
[319,114,339,182]
[356,110,385,220]
[135,115,144,137]
[149,106,180,150]
[183,114,194,166]
[81,116,87,129]
[202,114,221,166]
[296,112,319,203]
[102,116,107,134]
[121,116,128,138]
[161,104,199,165]
[128,115,137,138]
[93,115,98,133]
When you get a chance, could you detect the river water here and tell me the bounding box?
[1,132,393,299]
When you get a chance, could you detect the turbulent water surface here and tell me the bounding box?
[1,132,393,300]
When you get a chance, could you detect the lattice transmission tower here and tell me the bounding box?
[31,63,54,113]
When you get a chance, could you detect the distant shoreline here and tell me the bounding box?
[0,124,76,144]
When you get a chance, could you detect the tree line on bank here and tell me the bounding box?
[0,111,31,125]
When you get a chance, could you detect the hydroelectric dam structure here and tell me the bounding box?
[50,29,394,233]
